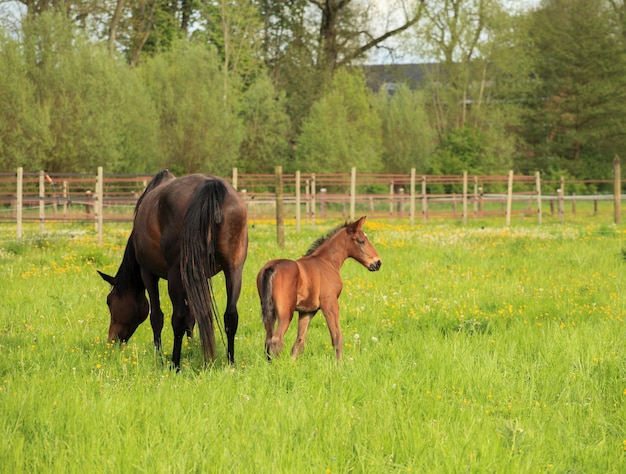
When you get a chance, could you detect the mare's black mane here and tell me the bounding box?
[115,231,144,290]
[134,169,174,214]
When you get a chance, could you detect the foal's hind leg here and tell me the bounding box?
[291,311,315,358]
[263,317,274,360]
[268,307,294,358]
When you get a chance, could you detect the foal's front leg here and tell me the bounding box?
[321,299,343,360]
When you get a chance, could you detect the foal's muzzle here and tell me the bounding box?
[369,260,382,272]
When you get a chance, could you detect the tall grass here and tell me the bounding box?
[1,220,626,472]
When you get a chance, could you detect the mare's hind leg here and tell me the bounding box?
[142,268,164,351]
[222,264,244,364]
[291,311,315,358]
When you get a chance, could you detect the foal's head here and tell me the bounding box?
[345,216,382,272]
[98,270,149,343]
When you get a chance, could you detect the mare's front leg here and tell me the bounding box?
[167,269,189,370]
[321,298,343,360]
[223,264,244,364]
[141,268,164,352]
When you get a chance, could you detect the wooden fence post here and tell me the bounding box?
[473,176,479,218]
[305,179,310,221]
[350,167,356,221]
[39,171,45,235]
[62,181,68,222]
[535,171,542,225]
[614,155,621,225]
[558,176,565,222]
[422,176,428,222]
[232,167,238,190]
[410,168,416,225]
[506,170,513,226]
[462,171,468,226]
[16,167,23,238]
[310,173,316,227]
[295,170,301,232]
[275,165,284,247]
[97,167,104,245]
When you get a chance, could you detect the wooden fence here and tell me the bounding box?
[0,162,623,242]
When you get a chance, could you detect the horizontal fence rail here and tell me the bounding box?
[1,164,624,241]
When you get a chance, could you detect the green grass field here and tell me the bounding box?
[1,217,626,473]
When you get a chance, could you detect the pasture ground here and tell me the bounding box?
[1,217,626,473]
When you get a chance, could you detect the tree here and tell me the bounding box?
[237,73,291,173]
[12,12,160,173]
[520,0,626,178]
[258,0,427,134]
[138,41,243,176]
[375,84,435,174]
[404,0,522,174]
[295,68,382,173]
[0,30,50,170]
[310,0,427,79]
[194,0,265,87]
[429,125,511,176]
[412,0,504,135]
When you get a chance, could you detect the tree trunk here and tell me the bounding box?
[108,0,125,56]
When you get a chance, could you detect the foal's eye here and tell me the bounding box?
[357,238,365,245]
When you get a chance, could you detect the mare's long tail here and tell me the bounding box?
[180,179,227,363]
[259,266,277,331]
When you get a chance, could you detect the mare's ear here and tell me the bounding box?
[97,270,115,286]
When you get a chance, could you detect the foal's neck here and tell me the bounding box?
[309,231,350,270]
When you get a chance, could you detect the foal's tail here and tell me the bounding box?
[180,178,227,363]
[259,265,277,329]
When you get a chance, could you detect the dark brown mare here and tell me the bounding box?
[98,170,248,368]
[257,216,381,360]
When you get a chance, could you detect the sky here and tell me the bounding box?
[367,0,543,64]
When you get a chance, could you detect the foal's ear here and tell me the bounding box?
[355,216,366,230]
[97,270,115,286]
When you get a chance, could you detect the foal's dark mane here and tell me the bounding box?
[304,222,350,256]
